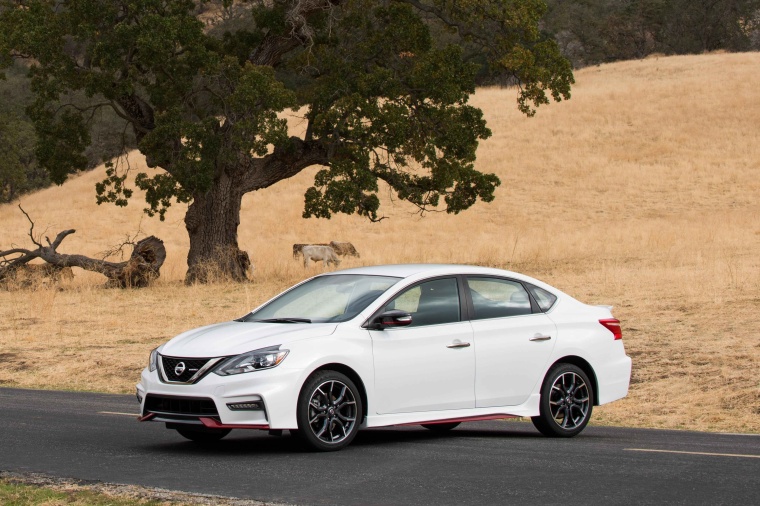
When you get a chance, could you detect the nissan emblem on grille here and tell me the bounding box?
[174,362,186,376]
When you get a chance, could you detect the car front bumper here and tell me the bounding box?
[136,364,303,430]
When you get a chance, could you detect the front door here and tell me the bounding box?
[370,277,475,414]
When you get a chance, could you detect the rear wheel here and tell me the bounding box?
[421,422,461,431]
[532,363,593,438]
[296,371,362,452]
[175,427,231,443]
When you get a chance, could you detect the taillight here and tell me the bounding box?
[599,318,622,340]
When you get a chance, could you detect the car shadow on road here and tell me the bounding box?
[137,423,545,456]
[354,425,543,446]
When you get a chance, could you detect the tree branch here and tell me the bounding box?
[239,136,329,193]
[18,205,42,248]
[248,0,343,66]
[394,0,480,41]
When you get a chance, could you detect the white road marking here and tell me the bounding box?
[98,411,140,417]
[625,448,760,459]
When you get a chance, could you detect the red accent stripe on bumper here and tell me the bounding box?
[199,417,270,430]
[397,413,518,427]
[137,413,156,422]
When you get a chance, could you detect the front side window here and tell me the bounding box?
[466,277,532,320]
[243,274,400,323]
[383,277,460,327]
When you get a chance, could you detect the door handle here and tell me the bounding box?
[529,334,552,341]
[447,341,471,349]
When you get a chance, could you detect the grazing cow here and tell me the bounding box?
[329,241,360,258]
[293,243,329,259]
[302,245,341,268]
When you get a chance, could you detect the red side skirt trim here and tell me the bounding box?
[397,413,518,427]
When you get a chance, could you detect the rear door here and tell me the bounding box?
[465,277,558,407]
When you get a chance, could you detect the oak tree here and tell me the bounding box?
[0,0,573,281]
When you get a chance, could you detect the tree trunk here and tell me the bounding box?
[181,139,328,284]
[184,173,250,284]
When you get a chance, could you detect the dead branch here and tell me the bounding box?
[0,209,166,288]
[18,205,43,248]
[98,217,145,261]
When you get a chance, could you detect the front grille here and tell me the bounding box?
[160,355,215,383]
[144,394,219,418]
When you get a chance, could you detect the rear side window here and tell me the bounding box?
[526,283,558,312]
[466,277,532,320]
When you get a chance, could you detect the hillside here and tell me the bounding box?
[1,52,758,432]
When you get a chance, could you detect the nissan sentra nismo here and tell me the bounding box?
[137,264,631,451]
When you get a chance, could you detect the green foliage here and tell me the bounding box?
[0,112,40,202]
[0,57,136,203]
[543,0,760,68]
[657,0,760,53]
[0,63,47,202]
[0,0,574,227]
[300,3,505,220]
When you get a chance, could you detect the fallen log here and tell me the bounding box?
[0,206,166,288]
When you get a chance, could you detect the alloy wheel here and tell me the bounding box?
[548,371,590,430]
[306,379,358,445]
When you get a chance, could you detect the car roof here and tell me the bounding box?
[320,264,571,307]
[323,264,540,284]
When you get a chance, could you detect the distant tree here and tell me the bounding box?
[0,111,44,202]
[0,0,573,282]
[543,0,760,67]
[0,62,46,202]
[0,61,134,202]
[658,0,760,53]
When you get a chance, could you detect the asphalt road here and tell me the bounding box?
[1,388,758,505]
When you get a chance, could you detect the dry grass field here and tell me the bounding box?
[1,52,758,433]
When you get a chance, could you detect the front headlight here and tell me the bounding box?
[149,347,159,372]
[213,345,289,376]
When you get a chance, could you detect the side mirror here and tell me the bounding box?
[370,310,413,330]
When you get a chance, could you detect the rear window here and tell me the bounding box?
[526,283,558,312]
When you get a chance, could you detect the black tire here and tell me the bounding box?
[421,422,461,431]
[296,370,363,452]
[532,363,593,438]
[175,427,231,443]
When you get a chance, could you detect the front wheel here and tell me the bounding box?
[296,371,363,451]
[532,363,593,438]
[175,427,231,443]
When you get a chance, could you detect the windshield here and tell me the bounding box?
[241,274,401,323]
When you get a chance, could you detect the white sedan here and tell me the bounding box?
[137,264,631,451]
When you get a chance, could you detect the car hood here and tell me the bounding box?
[159,321,338,358]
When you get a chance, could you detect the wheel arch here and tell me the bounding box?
[548,356,600,405]
[308,363,369,422]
